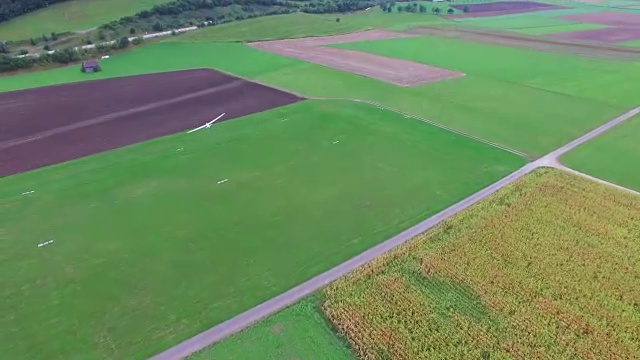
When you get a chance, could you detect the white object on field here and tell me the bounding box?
[21,190,35,195]
[217,179,228,185]
[333,140,340,144]
[101,55,110,59]
[176,148,184,151]
[187,113,226,133]
[37,240,54,248]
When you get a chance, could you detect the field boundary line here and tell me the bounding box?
[554,164,640,196]
[320,97,530,158]
[185,65,532,158]
[148,105,640,360]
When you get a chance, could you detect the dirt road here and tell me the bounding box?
[148,104,640,360]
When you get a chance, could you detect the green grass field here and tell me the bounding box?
[561,114,640,192]
[513,22,604,35]
[0,0,172,41]
[0,39,624,156]
[188,297,354,359]
[456,13,573,29]
[619,39,640,47]
[180,10,446,42]
[330,34,640,108]
[0,99,524,359]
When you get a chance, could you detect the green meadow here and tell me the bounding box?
[513,22,604,35]
[0,0,172,41]
[0,99,524,360]
[561,113,640,192]
[180,10,446,42]
[188,297,354,360]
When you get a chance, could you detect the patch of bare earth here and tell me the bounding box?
[405,26,640,60]
[249,29,464,86]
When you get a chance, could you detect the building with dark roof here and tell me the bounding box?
[81,60,100,73]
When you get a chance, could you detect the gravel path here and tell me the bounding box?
[148,105,640,360]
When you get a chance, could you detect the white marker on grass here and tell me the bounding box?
[21,190,35,195]
[187,113,226,133]
[37,240,54,248]
[217,179,228,185]
[333,140,340,144]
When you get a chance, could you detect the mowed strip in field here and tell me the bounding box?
[0,69,301,177]
[322,168,640,359]
[250,30,464,86]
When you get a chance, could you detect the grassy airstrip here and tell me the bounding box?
[0,99,524,359]
[0,0,172,41]
[562,114,640,191]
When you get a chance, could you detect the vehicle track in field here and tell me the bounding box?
[148,104,640,360]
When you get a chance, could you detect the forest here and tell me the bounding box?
[0,0,70,23]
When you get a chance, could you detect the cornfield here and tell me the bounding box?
[323,168,640,359]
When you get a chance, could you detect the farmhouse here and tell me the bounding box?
[81,60,100,73]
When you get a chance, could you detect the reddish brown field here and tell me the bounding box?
[250,30,464,86]
[551,26,640,43]
[0,69,302,177]
[562,11,640,26]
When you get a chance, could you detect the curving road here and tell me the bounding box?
[148,105,640,360]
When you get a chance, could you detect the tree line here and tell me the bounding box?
[0,35,142,73]
[92,0,375,43]
[379,1,457,14]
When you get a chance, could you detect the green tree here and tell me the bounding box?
[29,38,36,46]
[43,44,51,51]
[19,49,28,55]
[152,22,165,32]
[0,42,8,54]
[129,27,136,35]
[42,33,48,42]
[419,4,427,12]
[118,36,130,49]
[397,5,403,12]
[447,7,454,14]
[432,6,441,14]
[51,32,58,41]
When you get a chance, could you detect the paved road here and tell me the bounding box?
[148,105,640,360]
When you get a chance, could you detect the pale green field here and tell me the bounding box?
[619,39,640,47]
[180,9,447,42]
[513,22,604,35]
[0,0,172,41]
[562,114,640,191]
[188,298,355,360]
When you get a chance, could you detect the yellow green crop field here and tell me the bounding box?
[323,168,640,359]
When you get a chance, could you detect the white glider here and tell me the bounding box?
[187,113,226,133]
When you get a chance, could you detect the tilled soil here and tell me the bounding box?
[250,30,464,86]
[0,69,302,177]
